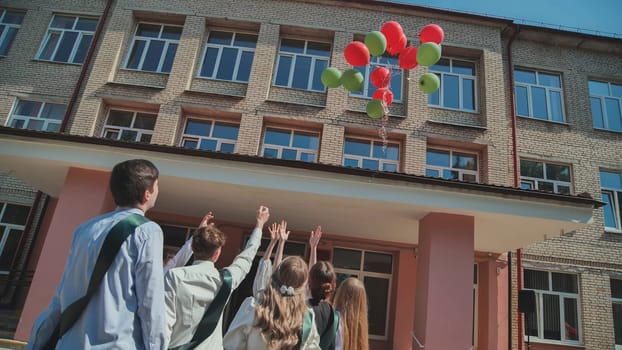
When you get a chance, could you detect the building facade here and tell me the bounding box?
[0,0,619,349]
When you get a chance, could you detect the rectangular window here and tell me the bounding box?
[523,269,581,344]
[612,279,622,348]
[160,224,193,249]
[426,148,479,182]
[125,23,182,73]
[350,52,403,102]
[181,118,239,153]
[0,9,25,56]
[102,109,156,143]
[428,58,477,112]
[36,14,97,64]
[199,30,257,83]
[589,80,622,132]
[7,99,66,132]
[0,202,30,273]
[600,170,622,232]
[261,127,319,162]
[343,138,400,172]
[520,159,572,194]
[273,38,330,92]
[333,248,393,339]
[514,69,565,122]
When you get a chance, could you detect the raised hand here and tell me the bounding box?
[198,212,215,228]
[256,205,270,228]
[309,225,322,249]
[268,222,279,243]
[278,220,290,241]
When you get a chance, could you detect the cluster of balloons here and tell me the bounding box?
[321,21,444,119]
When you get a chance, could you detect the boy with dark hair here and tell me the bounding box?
[26,159,167,350]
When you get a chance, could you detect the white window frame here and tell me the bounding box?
[101,109,156,143]
[520,160,573,195]
[124,22,182,73]
[0,9,25,57]
[180,118,239,153]
[426,147,479,183]
[350,53,403,103]
[612,279,622,350]
[523,269,582,346]
[601,170,622,233]
[428,58,478,112]
[36,14,97,64]
[0,201,30,275]
[514,68,566,122]
[332,247,393,340]
[6,99,65,132]
[261,127,319,162]
[343,137,400,172]
[273,38,330,92]
[198,30,257,83]
[589,80,622,132]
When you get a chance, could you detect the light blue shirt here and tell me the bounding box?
[26,207,167,350]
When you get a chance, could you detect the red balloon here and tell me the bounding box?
[370,67,391,88]
[419,24,444,44]
[386,34,407,56]
[372,88,394,106]
[398,47,418,70]
[380,21,404,47]
[344,41,370,67]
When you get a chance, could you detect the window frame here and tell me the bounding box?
[197,30,257,83]
[514,68,566,122]
[589,79,622,132]
[523,269,582,346]
[332,247,393,340]
[261,126,320,162]
[123,21,183,74]
[343,137,401,172]
[600,170,622,233]
[520,159,573,195]
[101,108,157,143]
[6,99,66,132]
[0,9,25,57]
[36,14,97,64]
[428,58,478,112]
[0,201,31,274]
[273,37,331,92]
[180,118,239,153]
[425,147,479,183]
[350,53,404,103]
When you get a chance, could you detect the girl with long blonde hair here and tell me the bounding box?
[332,277,369,350]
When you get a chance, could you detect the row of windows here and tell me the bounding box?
[2,11,620,132]
[5,98,622,232]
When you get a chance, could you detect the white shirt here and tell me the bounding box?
[26,208,166,350]
[163,237,193,274]
[164,227,262,350]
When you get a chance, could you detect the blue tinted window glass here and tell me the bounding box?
[51,16,75,29]
[3,11,25,25]
[213,123,239,140]
[344,158,359,168]
[236,51,254,82]
[263,148,278,158]
[219,143,235,153]
[344,139,371,157]
[234,33,257,48]
[426,150,450,167]
[538,73,560,88]
[443,74,459,109]
[282,148,297,160]
[372,144,399,160]
[161,43,177,73]
[515,69,536,84]
[264,129,290,146]
[199,139,217,151]
[516,86,529,116]
[430,59,450,72]
[426,169,439,177]
[429,87,440,106]
[452,60,475,75]
[362,159,379,170]
[588,80,609,95]
[462,79,475,111]
[54,31,78,62]
[274,56,292,86]
[127,40,145,69]
[208,31,232,45]
[73,34,92,64]
[312,59,328,91]
[300,153,315,162]
[521,182,533,190]
[216,47,237,80]
[591,97,604,128]
[200,47,218,77]
[605,98,622,131]
[40,32,61,60]
[390,70,402,101]
[0,27,18,56]
[75,18,97,31]
[161,26,182,40]
[292,56,311,89]
[15,101,41,117]
[185,120,212,136]
[601,171,622,190]
[611,84,622,98]
[280,39,305,53]
[137,24,160,38]
[292,132,318,150]
[443,169,459,180]
[143,40,165,71]
[452,153,477,170]
[549,91,563,122]
[602,192,617,228]
[383,163,397,172]
[531,87,548,119]
[307,41,330,57]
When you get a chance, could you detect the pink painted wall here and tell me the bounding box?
[391,247,417,350]
[15,167,114,341]
[414,213,474,350]
[477,258,509,350]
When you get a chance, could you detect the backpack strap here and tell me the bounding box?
[319,305,339,350]
[168,269,233,350]
[294,309,314,350]
[43,213,149,350]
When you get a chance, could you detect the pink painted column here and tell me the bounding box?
[413,213,474,350]
[15,167,114,341]
[478,258,509,350]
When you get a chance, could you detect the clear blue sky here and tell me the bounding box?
[385,0,622,38]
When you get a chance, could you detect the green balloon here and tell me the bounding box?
[321,67,342,88]
[366,99,385,119]
[419,72,440,93]
[364,31,387,57]
[416,42,442,67]
[341,69,364,92]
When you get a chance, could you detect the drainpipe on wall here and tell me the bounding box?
[59,0,114,133]
[506,23,521,350]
